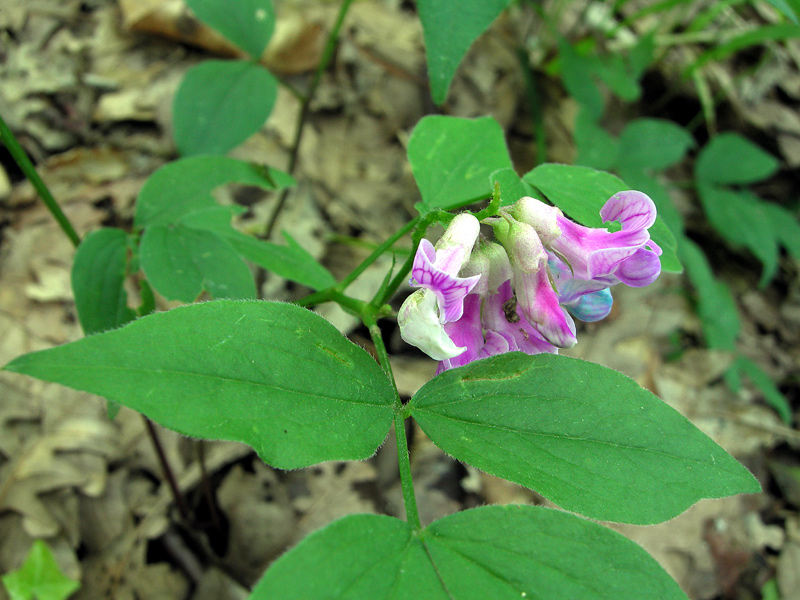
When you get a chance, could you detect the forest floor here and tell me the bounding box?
[1,1,799,599]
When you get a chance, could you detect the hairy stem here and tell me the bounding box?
[263,0,355,239]
[0,113,81,247]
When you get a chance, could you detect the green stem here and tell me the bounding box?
[339,216,420,292]
[365,314,421,529]
[263,0,355,239]
[0,113,81,248]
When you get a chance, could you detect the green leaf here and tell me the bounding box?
[3,301,395,469]
[139,225,256,302]
[698,184,778,286]
[71,228,136,335]
[629,30,656,78]
[557,38,605,120]
[408,353,760,524]
[766,0,799,23]
[185,0,275,59]
[732,356,792,425]
[488,167,532,207]
[250,505,689,599]
[573,108,620,171]
[617,118,694,171]
[408,115,513,212]
[173,60,278,156]
[1,540,80,600]
[763,202,800,260]
[522,163,681,273]
[678,236,740,350]
[417,0,512,104]
[592,53,641,101]
[687,24,800,74]
[177,205,335,291]
[695,133,779,185]
[135,156,294,228]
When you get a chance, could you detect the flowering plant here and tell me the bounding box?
[0,0,765,593]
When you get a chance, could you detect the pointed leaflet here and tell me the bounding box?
[71,228,136,335]
[250,506,688,599]
[178,206,336,291]
[523,163,681,273]
[139,225,256,302]
[135,156,294,228]
[1,540,80,600]
[185,0,275,60]
[3,301,395,469]
[617,118,694,171]
[408,353,760,525]
[417,0,512,104]
[173,60,278,156]
[695,133,779,185]
[408,115,513,212]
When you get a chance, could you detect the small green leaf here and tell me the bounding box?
[173,60,277,156]
[408,353,760,524]
[678,236,740,350]
[185,0,275,59]
[695,133,779,185]
[557,38,605,120]
[408,115,513,212]
[763,202,800,260]
[488,167,532,207]
[3,301,395,469]
[766,0,799,23]
[522,163,681,273]
[176,206,336,291]
[732,356,792,425]
[698,184,778,286]
[2,540,79,600]
[592,54,641,101]
[135,156,293,228]
[139,225,256,302]
[573,108,620,170]
[417,0,512,104]
[71,228,136,335]
[617,118,694,171]
[250,506,689,599]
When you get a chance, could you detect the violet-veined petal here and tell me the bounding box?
[615,247,662,287]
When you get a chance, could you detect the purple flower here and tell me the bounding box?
[409,213,482,323]
[399,213,481,360]
[511,192,662,287]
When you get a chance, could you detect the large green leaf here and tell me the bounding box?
[250,505,688,599]
[695,133,779,185]
[698,184,778,286]
[408,353,760,524]
[557,38,605,120]
[417,0,512,104]
[139,225,256,302]
[3,301,395,469]
[173,60,277,156]
[408,115,513,212]
[185,0,275,59]
[71,228,136,335]
[617,118,694,171]
[523,163,681,273]
[135,156,294,228]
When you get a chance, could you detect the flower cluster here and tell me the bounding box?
[398,192,662,373]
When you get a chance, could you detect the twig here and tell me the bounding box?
[263,0,355,240]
